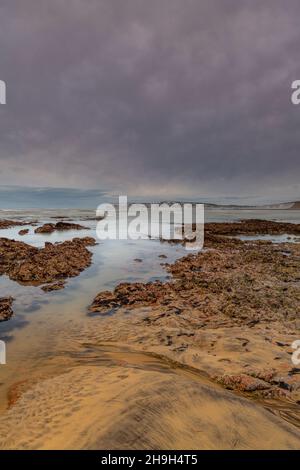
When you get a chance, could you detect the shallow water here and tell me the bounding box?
[0,208,300,414]
[0,214,188,409]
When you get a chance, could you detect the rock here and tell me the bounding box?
[34,222,89,234]
[205,219,300,237]
[89,281,171,314]
[88,291,124,315]
[90,225,300,326]
[216,374,271,392]
[79,216,105,221]
[248,369,277,383]
[0,220,26,230]
[0,236,96,287]
[0,297,14,322]
[276,341,289,347]
[18,229,29,236]
[41,281,66,292]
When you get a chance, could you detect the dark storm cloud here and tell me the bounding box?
[0,0,300,199]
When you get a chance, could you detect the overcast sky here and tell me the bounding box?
[0,0,300,201]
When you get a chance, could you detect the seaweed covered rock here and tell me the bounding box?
[0,237,96,286]
[0,297,14,322]
[34,222,89,234]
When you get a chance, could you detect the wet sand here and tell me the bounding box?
[0,344,299,450]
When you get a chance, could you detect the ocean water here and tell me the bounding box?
[0,207,299,411]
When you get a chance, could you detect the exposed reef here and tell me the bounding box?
[0,237,96,287]
[0,297,14,322]
[0,220,26,230]
[89,220,300,403]
[34,222,89,234]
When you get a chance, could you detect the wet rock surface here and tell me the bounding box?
[0,297,14,322]
[90,235,300,326]
[34,221,89,234]
[41,281,66,292]
[0,237,96,287]
[18,229,29,236]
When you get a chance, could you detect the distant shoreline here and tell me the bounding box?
[1,200,300,212]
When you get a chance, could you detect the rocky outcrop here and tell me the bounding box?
[215,374,271,393]
[205,219,300,236]
[89,220,300,402]
[34,222,89,234]
[89,237,300,325]
[0,297,14,322]
[0,237,96,286]
[41,281,66,292]
[79,216,105,221]
[18,229,29,236]
[161,219,300,248]
[215,368,300,398]
[89,281,170,314]
[0,220,26,230]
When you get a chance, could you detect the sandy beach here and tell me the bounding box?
[0,213,299,449]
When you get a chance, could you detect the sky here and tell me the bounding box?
[0,0,300,205]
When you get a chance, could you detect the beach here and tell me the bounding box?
[0,209,299,449]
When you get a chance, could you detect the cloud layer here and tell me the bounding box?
[0,0,300,199]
